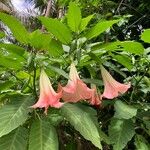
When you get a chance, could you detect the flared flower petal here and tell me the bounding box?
[61,63,93,102]
[31,70,63,114]
[90,86,102,106]
[100,65,131,99]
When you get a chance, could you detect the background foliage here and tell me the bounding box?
[0,0,149,150]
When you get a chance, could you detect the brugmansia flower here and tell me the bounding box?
[31,70,63,114]
[100,65,130,99]
[60,63,93,102]
[90,85,102,106]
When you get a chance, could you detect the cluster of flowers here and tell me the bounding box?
[31,63,130,114]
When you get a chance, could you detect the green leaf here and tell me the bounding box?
[114,100,137,119]
[83,78,103,86]
[0,95,34,137]
[0,12,29,44]
[0,81,14,92]
[0,56,24,70]
[141,29,150,43]
[29,30,51,50]
[47,39,64,56]
[29,119,58,150]
[61,103,102,149]
[0,44,25,57]
[67,2,82,32]
[112,54,133,70]
[0,44,26,66]
[39,17,72,44]
[0,31,5,38]
[47,65,69,79]
[0,127,28,150]
[100,41,144,54]
[85,19,119,39]
[79,14,94,32]
[109,119,135,150]
[134,135,150,150]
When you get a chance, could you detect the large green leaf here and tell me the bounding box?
[141,29,150,43]
[39,17,72,44]
[61,103,102,149]
[0,95,34,137]
[0,12,29,44]
[114,100,137,119]
[29,119,58,150]
[109,119,135,150]
[85,19,119,39]
[29,30,51,50]
[99,41,144,54]
[67,2,82,32]
[0,127,28,150]
[79,14,94,32]
[112,54,133,70]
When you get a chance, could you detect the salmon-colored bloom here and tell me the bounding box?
[100,65,130,99]
[90,85,102,106]
[60,63,93,102]
[31,70,63,114]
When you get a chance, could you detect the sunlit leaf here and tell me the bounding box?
[47,39,64,56]
[67,2,82,32]
[79,15,94,32]
[0,12,29,44]
[85,19,119,39]
[39,17,72,44]
[29,30,51,50]
[141,29,150,43]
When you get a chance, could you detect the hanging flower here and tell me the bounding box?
[100,65,131,99]
[31,70,63,114]
[60,63,93,102]
[89,85,102,106]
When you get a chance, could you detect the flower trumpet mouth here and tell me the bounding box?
[100,65,131,99]
[60,63,101,104]
[31,69,63,114]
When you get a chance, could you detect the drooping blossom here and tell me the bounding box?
[60,63,93,102]
[100,65,131,99]
[31,70,63,114]
[90,85,102,106]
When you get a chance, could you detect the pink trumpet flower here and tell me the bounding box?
[60,63,93,102]
[90,86,102,106]
[31,70,63,114]
[100,65,131,99]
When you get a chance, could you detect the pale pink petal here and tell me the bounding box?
[61,63,93,102]
[89,87,102,106]
[101,65,131,99]
[31,70,63,114]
